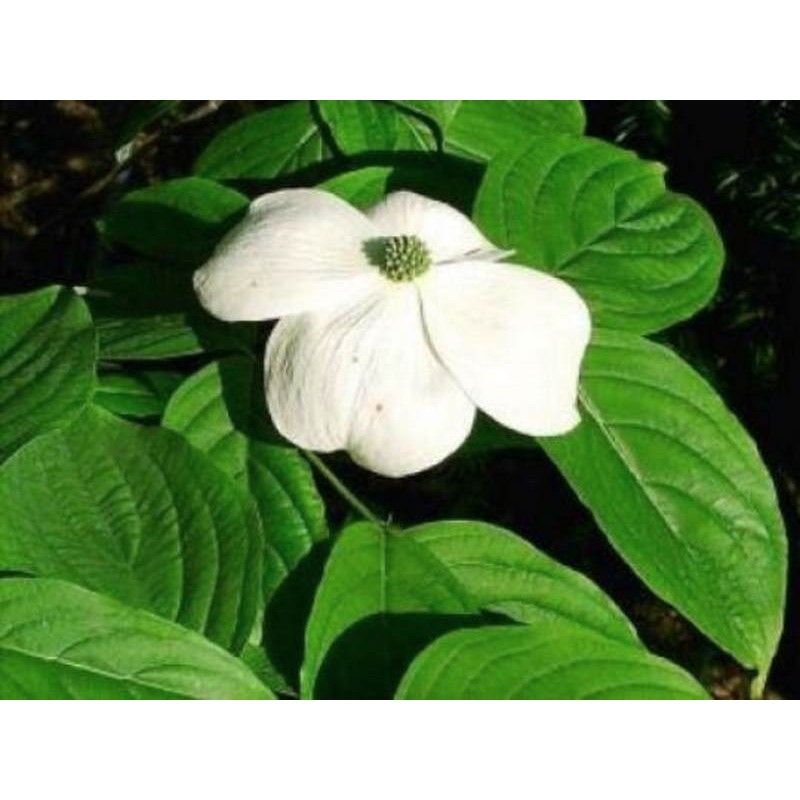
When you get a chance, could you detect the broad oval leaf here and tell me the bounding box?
[396,623,708,700]
[94,370,183,419]
[100,177,248,265]
[88,261,255,360]
[317,100,401,155]
[406,520,638,645]
[474,134,724,333]
[301,521,479,699]
[0,287,96,463]
[541,329,786,678]
[194,101,331,180]
[0,578,273,699]
[163,357,328,692]
[321,166,392,207]
[395,100,585,159]
[163,357,327,599]
[0,406,263,653]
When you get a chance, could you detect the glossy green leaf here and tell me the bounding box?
[0,287,96,463]
[100,177,248,265]
[396,623,708,699]
[474,134,724,333]
[321,166,391,207]
[0,579,273,699]
[163,357,327,599]
[302,521,479,699]
[163,358,329,692]
[318,101,400,154]
[406,521,638,645]
[195,102,331,180]
[396,100,585,158]
[0,407,262,653]
[239,642,293,696]
[94,370,182,418]
[88,261,255,360]
[541,330,786,678]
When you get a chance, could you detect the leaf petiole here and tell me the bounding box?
[302,450,385,527]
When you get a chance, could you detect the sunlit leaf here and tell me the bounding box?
[474,134,724,333]
[542,330,786,678]
[302,521,478,699]
[406,520,638,644]
[397,622,708,700]
[0,407,262,653]
[0,578,273,699]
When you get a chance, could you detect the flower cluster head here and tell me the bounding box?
[194,189,591,477]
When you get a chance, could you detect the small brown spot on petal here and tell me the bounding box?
[375,403,383,412]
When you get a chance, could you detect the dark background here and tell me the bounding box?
[1,100,797,698]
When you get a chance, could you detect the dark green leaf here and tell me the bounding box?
[94,370,183,418]
[100,177,248,265]
[88,261,255,360]
[0,287,96,463]
[321,158,484,215]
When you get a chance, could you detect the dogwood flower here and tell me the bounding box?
[194,189,591,477]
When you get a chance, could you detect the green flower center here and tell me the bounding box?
[367,235,432,282]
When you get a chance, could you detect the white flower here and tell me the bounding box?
[194,189,591,478]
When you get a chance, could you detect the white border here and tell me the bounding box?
[0,701,794,798]
[2,1,798,98]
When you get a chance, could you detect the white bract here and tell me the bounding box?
[194,189,591,477]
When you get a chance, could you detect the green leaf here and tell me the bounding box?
[0,578,273,699]
[195,102,331,180]
[395,101,585,158]
[0,406,262,653]
[406,521,638,645]
[301,521,480,699]
[396,623,708,699]
[474,134,724,333]
[94,370,183,418]
[163,357,327,599]
[239,642,293,696]
[321,166,391,207]
[317,101,400,154]
[163,357,328,692]
[100,177,248,265]
[541,330,786,677]
[321,158,484,214]
[88,260,255,360]
[0,287,96,463]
